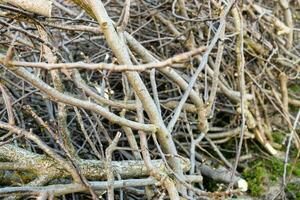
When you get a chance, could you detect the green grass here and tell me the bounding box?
[272,131,285,144]
[243,162,268,196]
[242,156,300,197]
[286,182,300,199]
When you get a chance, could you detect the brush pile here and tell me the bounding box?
[0,0,299,199]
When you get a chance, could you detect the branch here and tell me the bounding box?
[82,0,186,194]
[0,143,190,180]
[2,47,205,71]
[0,178,157,197]
[0,58,156,132]
[0,0,52,17]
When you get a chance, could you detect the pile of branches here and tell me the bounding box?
[0,0,299,199]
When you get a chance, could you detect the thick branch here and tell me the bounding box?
[0,0,52,17]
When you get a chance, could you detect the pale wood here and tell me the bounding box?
[0,0,52,17]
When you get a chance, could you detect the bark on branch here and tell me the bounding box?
[0,0,52,17]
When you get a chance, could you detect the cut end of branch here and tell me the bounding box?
[237,178,248,192]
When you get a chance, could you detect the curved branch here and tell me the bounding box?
[0,59,156,132]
